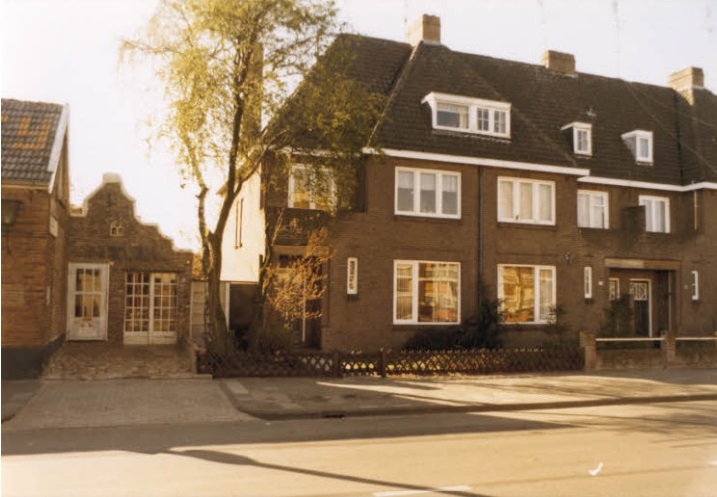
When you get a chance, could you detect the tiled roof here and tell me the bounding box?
[334,35,716,186]
[1,98,67,186]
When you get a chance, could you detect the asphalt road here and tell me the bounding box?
[3,400,716,497]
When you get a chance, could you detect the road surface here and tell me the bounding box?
[3,400,716,497]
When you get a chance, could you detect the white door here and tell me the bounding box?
[124,272,178,345]
[67,263,109,341]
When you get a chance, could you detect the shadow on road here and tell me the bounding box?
[2,411,570,457]
[166,448,493,497]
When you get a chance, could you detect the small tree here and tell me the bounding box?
[254,224,330,351]
[122,0,383,352]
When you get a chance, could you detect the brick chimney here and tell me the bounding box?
[406,14,441,46]
[542,50,576,75]
[668,66,704,92]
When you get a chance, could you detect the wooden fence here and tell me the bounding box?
[197,347,585,378]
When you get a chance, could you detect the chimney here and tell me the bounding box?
[668,66,704,92]
[406,14,441,46]
[542,50,576,76]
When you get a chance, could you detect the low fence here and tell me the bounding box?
[581,332,717,370]
[197,346,584,378]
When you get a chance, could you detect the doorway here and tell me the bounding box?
[629,279,652,337]
[67,263,109,341]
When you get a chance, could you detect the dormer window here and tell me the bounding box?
[561,122,592,156]
[622,130,653,164]
[423,92,511,138]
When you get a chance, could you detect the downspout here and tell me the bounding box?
[478,167,484,306]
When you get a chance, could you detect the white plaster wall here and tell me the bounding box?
[220,171,265,283]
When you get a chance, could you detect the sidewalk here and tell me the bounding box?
[3,369,717,430]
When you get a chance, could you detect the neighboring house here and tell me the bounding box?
[67,174,193,346]
[223,15,717,351]
[2,99,71,378]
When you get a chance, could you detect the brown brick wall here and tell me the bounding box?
[1,184,67,348]
[320,157,480,351]
[68,180,193,344]
[272,158,717,351]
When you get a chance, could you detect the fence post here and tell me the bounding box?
[379,348,387,378]
[661,330,676,368]
[580,331,597,371]
[332,351,342,378]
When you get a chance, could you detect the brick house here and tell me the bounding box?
[2,99,71,378]
[223,15,717,351]
[67,173,193,346]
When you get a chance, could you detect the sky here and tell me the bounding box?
[2,0,716,251]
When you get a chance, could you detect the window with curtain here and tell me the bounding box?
[395,167,461,219]
[578,190,608,229]
[639,195,670,233]
[498,178,555,225]
[498,265,556,324]
[394,261,460,324]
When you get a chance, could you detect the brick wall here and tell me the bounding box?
[68,178,193,344]
[264,156,717,352]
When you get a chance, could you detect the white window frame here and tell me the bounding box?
[393,260,461,325]
[498,177,556,225]
[584,266,593,299]
[497,264,557,325]
[395,167,461,219]
[691,270,699,301]
[562,122,592,156]
[622,130,654,164]
[422,92,511,138]
[347,257,358,295]
[287,164,336,210]
[577,190,609,229]
[639,195,670,233]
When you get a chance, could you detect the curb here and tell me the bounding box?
[239,392,717,421]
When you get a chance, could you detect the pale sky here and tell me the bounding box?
[2,0,716,250]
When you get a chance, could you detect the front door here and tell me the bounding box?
[629,280,651,337]
[67,263,109,340]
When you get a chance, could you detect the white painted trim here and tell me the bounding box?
[347,257,358,295]
[691,270,700,301]
[622,129,654,164]
[578,177,717,192]
[497,177,556,225]
[577,189,609,229]
[394,166,462,219]
[46,103,70,194]
[639,195,671,233]
[66,263,110,341]
[393,260,461,325]
[365,148,590,176]
[584,266,593,299]
[497,264,557,325]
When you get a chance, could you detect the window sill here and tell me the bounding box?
[395,214,462,223]
[392,323,460,331]
[497,222,557,230]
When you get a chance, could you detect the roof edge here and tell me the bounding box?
[364,148,590,176]
[47,103,70,194]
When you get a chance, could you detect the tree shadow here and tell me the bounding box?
[165,448,493,497]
